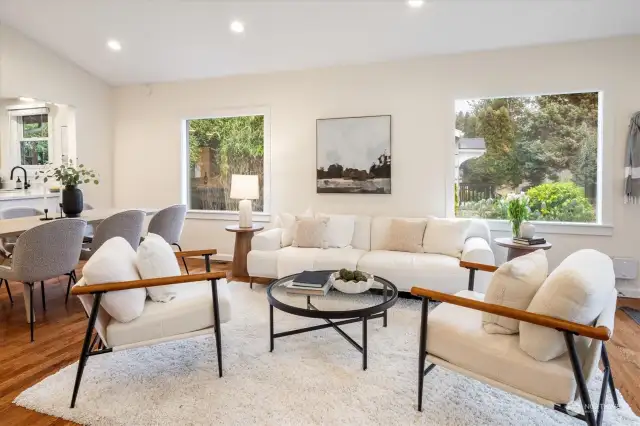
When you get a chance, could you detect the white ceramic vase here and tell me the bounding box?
[519,221,536,239]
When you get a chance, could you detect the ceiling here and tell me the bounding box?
[1,0,639,86]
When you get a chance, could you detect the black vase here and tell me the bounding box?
[62,185,83,217]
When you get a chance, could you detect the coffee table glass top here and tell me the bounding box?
[267,270,398,320]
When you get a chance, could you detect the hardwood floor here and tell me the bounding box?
[0,262,638,425]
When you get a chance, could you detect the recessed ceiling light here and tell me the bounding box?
[230,20,245,33]
[107,39,122,51]
[19,97,35,102]
[407,0,424,8]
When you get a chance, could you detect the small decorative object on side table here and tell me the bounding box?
[495,237,552,261]
[225,224,264,279]
[230,174,259,228]
[506,192,529,238]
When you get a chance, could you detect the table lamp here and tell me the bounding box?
[230,174,259,228]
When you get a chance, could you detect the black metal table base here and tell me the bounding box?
[269,299,387,370]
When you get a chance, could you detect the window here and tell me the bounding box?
[185,114,266,212]
[18,113,49,166]
[454,92,599,223]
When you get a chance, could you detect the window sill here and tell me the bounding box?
[186,210,272,222]
[485,219,613,236]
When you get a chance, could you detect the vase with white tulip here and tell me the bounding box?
[506,192,530,238]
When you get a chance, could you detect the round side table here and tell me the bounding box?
[495,237,552,261]
[225,224,264,277]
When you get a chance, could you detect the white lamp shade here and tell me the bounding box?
[230,174,259,200]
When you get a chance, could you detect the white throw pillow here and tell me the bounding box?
[482,250,548,334]
[82,237,146,323]
[382,219,427,253]
[292,216,328,248]
[422,218,471,258]
[137,233,181,302]
[519,249,616,361]
[316,214,356,248]
[278,208,313,247]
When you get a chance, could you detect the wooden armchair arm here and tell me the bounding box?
[459,260,498,273]
[71,271,227,295]
[174,249,217,258]
[410,287,611,341]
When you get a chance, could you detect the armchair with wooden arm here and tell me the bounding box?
[410,259,619,426]
[70,250,229,408]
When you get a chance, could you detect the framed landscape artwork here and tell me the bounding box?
[316,115,391,194]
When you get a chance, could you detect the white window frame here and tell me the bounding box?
[447,90,613,236]
[181,106,271,222]
[8,107,53,174]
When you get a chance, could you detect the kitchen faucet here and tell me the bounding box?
[10,166,30,190]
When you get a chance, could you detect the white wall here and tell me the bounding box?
[0,24,112,206]
[113,36,640,294]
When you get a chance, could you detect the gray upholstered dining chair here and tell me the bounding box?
[0,218,86,341]
[147,204,188,272]
[82,203,95,244]
[0,207,45,305]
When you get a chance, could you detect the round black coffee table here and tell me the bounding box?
[266,271,398,370]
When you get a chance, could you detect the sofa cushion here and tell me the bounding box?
[370,217,425,251]
[248,249,279,279]
[136,233,181,302]
[106,280,232,347]
[317,214,356,248]
[520,249,615,361]
[82,237,146,323]
[357,250,470,293]
[482,250,548,334]
[422,218,470,258]
[382,219,427,253]
[314,248,367,271]
[428,290,577,404]
[292,216,328,248]
[278,208,313,247]
[351,216,372,250]
[277,246,320,277]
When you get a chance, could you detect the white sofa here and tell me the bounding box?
[247,215,495,293]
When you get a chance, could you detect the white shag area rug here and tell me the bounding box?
[14,281,640,426]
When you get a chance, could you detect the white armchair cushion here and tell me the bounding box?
[482,250,548,335]
[519,249,616,361]
[136,233,180,302]
[427,290,578,404]
[422,218,471,258]
[317,214,356,248]
[106,280,232,347]
[82,237,146,323]
[251,228,283,251]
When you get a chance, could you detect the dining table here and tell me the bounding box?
[0,208,157,325]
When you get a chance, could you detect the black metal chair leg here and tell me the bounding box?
[601,345,620,408]
[211,278,223,378]
[70,292,103,408]
[65,273,73,304]
[564,332,597,426]
[417,297,429,412]
[2,279,13,305]
[28,283,34,342]
[40,281,46,311]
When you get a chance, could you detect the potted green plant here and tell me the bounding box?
[506,192,529,238]
[35,161,99,217]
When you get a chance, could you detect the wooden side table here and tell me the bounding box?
[225,224,264,278]
[495,237,552,261]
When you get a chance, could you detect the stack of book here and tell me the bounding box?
[513,236,547,246]
[285,270,332,296]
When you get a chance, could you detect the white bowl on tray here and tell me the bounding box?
[329,271,374,294]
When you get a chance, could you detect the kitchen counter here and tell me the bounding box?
[0,189,58,201]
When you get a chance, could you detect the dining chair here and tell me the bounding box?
[82,203,95,244]
[147,204,188,273]
[0,218,86,341]
[0,207,45,305]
